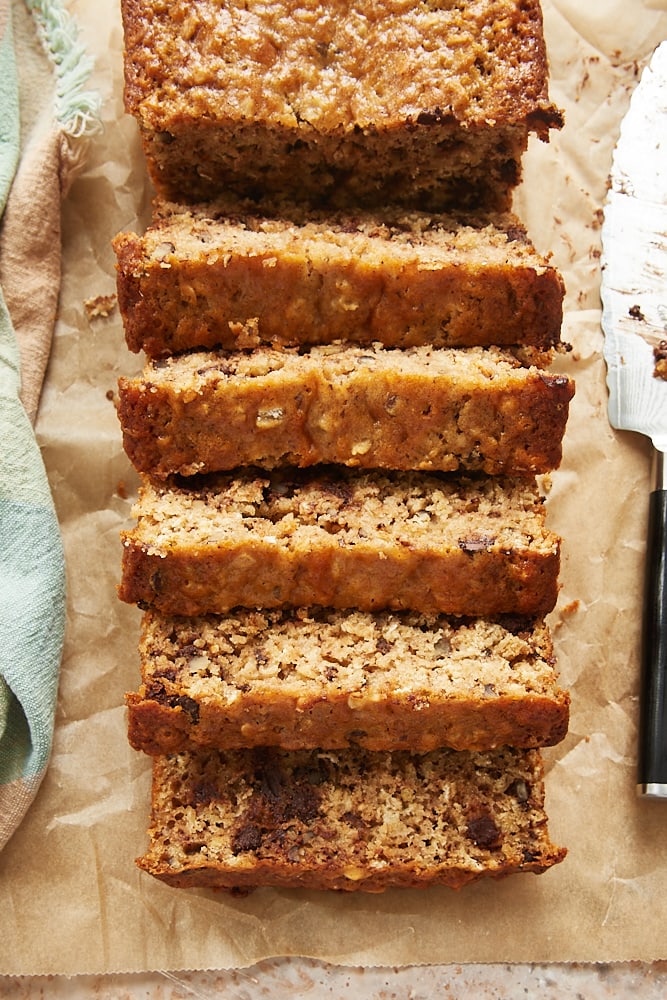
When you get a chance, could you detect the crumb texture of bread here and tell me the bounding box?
[113,201,565,358]
[126,610,570,754]
[118,469,561,618]
[135,745,566,891]
[119,0,562,209]
[117,345,574,478]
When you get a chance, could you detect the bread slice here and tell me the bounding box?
[117,344,574,479]
[135,744,566,891]
[127,609,569,755]
[113,201,565,359]
[118,468,561,618]
[120,0,562,211]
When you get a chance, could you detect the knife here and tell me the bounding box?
[601,42,667,799]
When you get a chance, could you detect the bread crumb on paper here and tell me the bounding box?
[84,293,117,319]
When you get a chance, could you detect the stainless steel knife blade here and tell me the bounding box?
[601,42,667,799]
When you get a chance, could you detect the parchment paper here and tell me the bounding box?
[2,0,667,977]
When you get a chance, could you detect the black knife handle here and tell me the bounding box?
[638,464,667,796]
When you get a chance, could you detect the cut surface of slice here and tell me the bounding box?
[127,609,570,754]
[117,345,575,478]
[136,744,566,892]
[118,468,561,618]
[113,202,564,358]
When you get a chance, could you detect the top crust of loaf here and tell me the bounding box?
[121,0,562,136]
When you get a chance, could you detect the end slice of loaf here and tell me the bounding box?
[117,345,575,478]
[136,745,566,892]
[113,202,565,359]
[120,0,562,211]
[118,468,561,618]
[127,609,570,755]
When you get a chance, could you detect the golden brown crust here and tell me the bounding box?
[119,0,562,209]
[126,609,570,754]
[119,541,560,617]
[137,853,565,893]
[117,469,561,617]
[135,745,567,892]
[121,0,558,130]
[117,345,575,478]
[113,202,565,359]
[127,689,570,755]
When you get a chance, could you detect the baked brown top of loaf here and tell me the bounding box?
[118,468,561,617]
[113,201,565,358]
[117,344,575,478]
[136,744,566,891]
[127,609,570,754]
[121,0,560,135]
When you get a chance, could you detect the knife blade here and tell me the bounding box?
[601,42,667,799]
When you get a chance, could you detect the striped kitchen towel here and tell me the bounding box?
[0,0,99,850]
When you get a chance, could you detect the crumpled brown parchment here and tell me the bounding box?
[1,0,667,977]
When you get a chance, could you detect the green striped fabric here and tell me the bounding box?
[0,0,97,850]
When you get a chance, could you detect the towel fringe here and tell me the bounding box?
[23,0,101,140]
